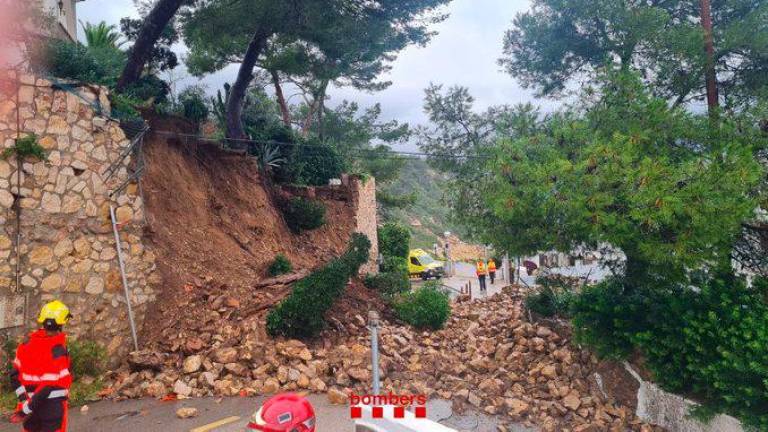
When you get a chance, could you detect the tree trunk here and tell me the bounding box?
[226,30,271,140]
[700,0,719,116]
[271,70,292,128]
[116,0,186,92]
[300,80,328,137]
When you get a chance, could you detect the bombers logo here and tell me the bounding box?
[349,392,428,419]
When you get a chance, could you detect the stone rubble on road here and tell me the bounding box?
[107,285,663,431]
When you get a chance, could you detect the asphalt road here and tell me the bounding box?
[0,396,538,432]
[0,395,353,432]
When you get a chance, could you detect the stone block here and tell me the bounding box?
[0,190,13,208]
[85,277,105,295]
[46,116,68,135]
[71,259,93,274]
[28,246,53,265]
[53,238,73,257]
[40,192,61,213]
[73,237,91,258]
[21,275,37,288]
[61,194,84,214]
[40,274,63,292]
[38,136,56,150]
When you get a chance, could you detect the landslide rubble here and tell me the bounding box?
[107,285,662,431]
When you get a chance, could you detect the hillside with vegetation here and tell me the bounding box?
[380,158,465,250]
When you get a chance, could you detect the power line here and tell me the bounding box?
[153,130,491,161]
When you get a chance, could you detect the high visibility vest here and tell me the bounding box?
[11,329,72,413]
[476,262,487,276]
[488,260,497,272]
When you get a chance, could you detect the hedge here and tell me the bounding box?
[378,223,410,258]
[571,270,768,428]
[282,197,326,233]
[393,281,451,330]
[267,234,371,338]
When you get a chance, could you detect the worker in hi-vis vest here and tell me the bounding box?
[487,259,497,285]
[476,260,487,292]
[10,301,72,432]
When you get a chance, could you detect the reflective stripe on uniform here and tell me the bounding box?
[21,368,70,382]
[15,386,26,396]
[48,389,68,399]
[21,401,31,415]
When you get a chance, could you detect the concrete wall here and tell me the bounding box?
[0,71,157,359]
[593,361,745,432]
[621,364,744,432]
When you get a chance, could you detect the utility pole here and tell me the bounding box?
[700,0,719,116]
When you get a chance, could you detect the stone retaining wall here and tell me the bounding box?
[350,176,379,275]
[0,71,157,360]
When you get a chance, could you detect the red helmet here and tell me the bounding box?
[247,393,316,432]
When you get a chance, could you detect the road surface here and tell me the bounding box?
[0,396,536,432]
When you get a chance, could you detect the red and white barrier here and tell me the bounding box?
[353,405,457,432]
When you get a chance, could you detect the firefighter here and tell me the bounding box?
[10,301,72,432]
[476,260,487,292]
[487,259,497,285]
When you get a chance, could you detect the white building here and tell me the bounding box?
[39,0,86,41]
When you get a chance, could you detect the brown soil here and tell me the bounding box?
[139,115,357,344]
[595,360,640,411]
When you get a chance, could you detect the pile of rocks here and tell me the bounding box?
[107,285,661,431]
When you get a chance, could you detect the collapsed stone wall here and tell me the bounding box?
[0,71,156,359]
[278,174,379,275]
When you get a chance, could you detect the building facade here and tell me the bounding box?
[39,0,84,41]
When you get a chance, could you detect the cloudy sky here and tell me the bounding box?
[77,0,560,134]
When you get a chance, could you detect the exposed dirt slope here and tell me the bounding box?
[139,116,356,343]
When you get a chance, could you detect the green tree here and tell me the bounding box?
[183,0,451,139]
[116,0,189,91]
[119,16,180,74]
[80,21,124,49]
[320,102,409,185]
[484,71,762,281]
[500,0,768,108]
[418,84,542,243]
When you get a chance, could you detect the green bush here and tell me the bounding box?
[364,271,410,296]
[109,93,143,122]
[68,339,107,378]
[2,135,47,161]
[275,139,346,186]
[378,223,411,258]
[394,282,451,330]
[268,254,293,277]
[121,75,170,105]
[630,271,768,429]
[282,197,326,233]
[524,286,574,318]
[177,86,209,124]
[571,269,768,428]
[381,256,407,274]
[570,277,651,359]
[267,234,371,338]
[28,40,123,86]
[0,338,17,392]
